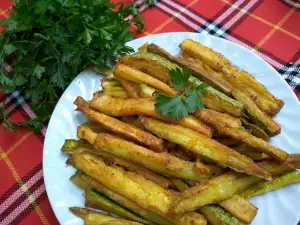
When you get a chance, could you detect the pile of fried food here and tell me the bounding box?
[61,39,300,225]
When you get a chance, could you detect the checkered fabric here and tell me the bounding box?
[0,0,299,224]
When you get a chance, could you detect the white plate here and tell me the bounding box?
[43,32,300,225]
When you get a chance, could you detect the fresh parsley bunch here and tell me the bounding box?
[0,0,144,131]
[155,67,207,120]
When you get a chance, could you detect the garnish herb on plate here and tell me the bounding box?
[0,0,145,131]
[155,67,208,120]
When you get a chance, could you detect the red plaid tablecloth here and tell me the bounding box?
[0,0,300,224]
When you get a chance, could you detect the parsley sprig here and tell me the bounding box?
[155,67,207,120]
[0,0,145,131]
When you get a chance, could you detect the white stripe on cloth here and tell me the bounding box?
[0,170,43,215]
[11,92,47,136]
[1,184,45,225]
[0,90,20,108]
[282,0,300,8]
[221,0,259,29]
[215,0,245,24]
[161,0,207,24]
[156,1,200,30]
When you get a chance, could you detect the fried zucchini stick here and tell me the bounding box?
[141,117,271,180]
[90,93,213,137]
[218,195,257,224]
[217,157,300,223]
[194,109,288,162]
[241,170,300,200]
[232,144,269,161]
[84,190,154,225]
[241,118,269,141]
[172,172,261,213]
[200,205,245,225]
[147,43,232,94]
[70,207,142,225]
[112,157,174,189]
[71,171,174,225]
[180,39,283,116]
[170,156,257,224]
[119,53,173,84]
[233,89,280,136]
[118,79,141,98]
[121,52,243,116]
[71,152,175,215]
[93,133,213,180]
[140,84,156,98]
[101,78,129,98]
[113,64,177,96]
[72,171,207,225]
[62,139,173,189]
[189,76,244,117]
[76,125,213,181]
[74,97,164,152]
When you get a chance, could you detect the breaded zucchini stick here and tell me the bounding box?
[71,171,174,225]
[70,207,142,225]
[179,39,283,116]
[74,97,164,152]
[93,132,214,180]
[147,43,232,94]
[141,117,271,180]
[194,108,288,162]
[90,93,213,137]
[71,152,175,215]
[172,172,261,213]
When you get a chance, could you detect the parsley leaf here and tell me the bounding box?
[155,67,207,120]
[155,93,189,120]
[4,44,17,56]
[33,64,46,79]
[169,67,192,90]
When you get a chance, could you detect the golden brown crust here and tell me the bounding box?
[113,64,177,96]
[90,94,214,137]
[194,108,288,162]
[147,43,232,95]
[74,96,165,152]
[141,117,272,181]
[94,133,213,180]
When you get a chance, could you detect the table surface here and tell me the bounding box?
[0,0,300,224]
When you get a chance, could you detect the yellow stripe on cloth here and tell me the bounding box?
[151,0,199,34]
[3,132,33,157]
[221,0,300,42]
[253,6,296,51]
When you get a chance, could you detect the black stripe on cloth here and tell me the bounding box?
[279,0,300,10]
[278,51,300,90]
[198,19,229,37]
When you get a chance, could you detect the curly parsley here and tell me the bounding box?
[0,0,145,131]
